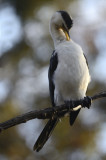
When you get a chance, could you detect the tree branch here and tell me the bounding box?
[0,92,106,133]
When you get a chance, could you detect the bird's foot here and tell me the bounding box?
[64,100,74,111]
[81,96,92,109]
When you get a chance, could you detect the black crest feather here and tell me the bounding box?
[58,11,73,29]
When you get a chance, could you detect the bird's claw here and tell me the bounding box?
[64,100,74,111]
[81,96,92,109]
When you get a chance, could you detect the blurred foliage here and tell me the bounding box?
[0,0,106,160]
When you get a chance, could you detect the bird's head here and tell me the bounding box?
[50,11,73,41]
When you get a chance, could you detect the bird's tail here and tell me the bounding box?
[69,109,80,125]
[33,118,58,152]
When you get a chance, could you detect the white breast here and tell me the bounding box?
[53,40,90,105]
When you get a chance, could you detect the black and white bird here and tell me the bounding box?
[34,11,91,152]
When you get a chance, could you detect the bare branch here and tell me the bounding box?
[0,92,106,133]
[91,91,106,100]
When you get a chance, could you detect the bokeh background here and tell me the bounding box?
[0,0,106,160]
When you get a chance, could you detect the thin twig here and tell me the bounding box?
[0,92,106,133]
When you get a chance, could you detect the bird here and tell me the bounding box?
[33,10,91,152]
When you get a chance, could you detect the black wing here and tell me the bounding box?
[48,50,58,107]
[83,53,89,69]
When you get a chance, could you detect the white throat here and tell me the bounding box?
[49,22,67,47]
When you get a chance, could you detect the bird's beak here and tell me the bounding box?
[63,27,70,41]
